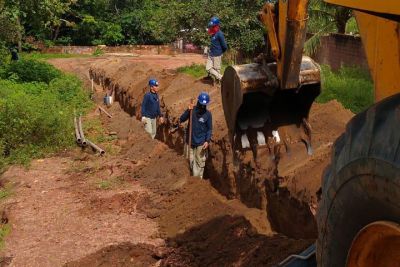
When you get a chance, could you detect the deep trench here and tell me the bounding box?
[89,69,317,240]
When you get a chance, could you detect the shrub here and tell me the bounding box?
[0,42,9,66]
[99,22,124,45]
[2,59,62,83]
[55,36,73,46]
[0,60,92,168]
[92,47,104,57]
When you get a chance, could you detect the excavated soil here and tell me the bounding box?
[0,54,353,266]
[88,56,353,239]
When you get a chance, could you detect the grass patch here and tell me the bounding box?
[0,224,10,249]
[82,117,107,144]
[96,176,124,190]
[317,65,374,114]
[0,183,12,250]
[177,63,228,79]
[97,180,112,190]
[21,52,91,61]
[177,64,207,78]
[0,185,13,200]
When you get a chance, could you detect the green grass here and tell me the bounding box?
[83,117,107,144]
[0,183,12,250]
[0,224,10,249]
[21,52,91,61]
[177,64,207,78]
[96,176,124,190]
[177,63,228,79]
[0,59,93,170]
[317,65,374,114]
[97,180,112,190]
[0,184,13,200]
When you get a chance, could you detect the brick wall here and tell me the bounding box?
[312,33,368,71]
[40,34,368,71]
[41,45,179,55]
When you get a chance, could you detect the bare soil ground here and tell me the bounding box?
[0,53,353,266]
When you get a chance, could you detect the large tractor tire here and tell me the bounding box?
[316,94,400,267]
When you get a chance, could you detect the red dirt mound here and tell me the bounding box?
[64,243,159,267]
[88,57,353,239]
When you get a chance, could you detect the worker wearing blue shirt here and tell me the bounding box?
[206,17,227,81]
[141,79,164,139]
[179,92,212,179]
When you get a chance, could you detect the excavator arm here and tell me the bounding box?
[221,0,320,157]
[260,0,310,89]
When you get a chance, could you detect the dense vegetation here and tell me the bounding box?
[0,0,355,55]
[0,59,91,170]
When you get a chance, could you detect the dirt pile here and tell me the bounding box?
[162,216,311,267]
[69,89,312,266]
[64,243,160,267]
[88,56,353,239]
[0,55,353,266]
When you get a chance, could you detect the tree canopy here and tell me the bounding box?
[0,0,353,54]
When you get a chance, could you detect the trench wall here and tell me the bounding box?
[89,60,323,239]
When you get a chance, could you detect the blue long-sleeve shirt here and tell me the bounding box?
[210,31,228,57]
[179,107,212,147]
[141,92,162,119]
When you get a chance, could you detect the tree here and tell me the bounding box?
[305,0,353,54]
[160,0,265,53]
[0,0,76,49]
[0,0,22,48]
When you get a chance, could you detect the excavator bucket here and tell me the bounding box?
[221,56,321,156]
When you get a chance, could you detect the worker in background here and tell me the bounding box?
[9,46,19,61]
[206,16,227,82]
[141,79,164,139]
[179,92,212,179]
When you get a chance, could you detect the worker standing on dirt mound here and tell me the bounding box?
[206,16,227,83]
[141,79,164,139]
[179,92,213,179]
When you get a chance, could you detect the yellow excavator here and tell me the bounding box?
[221,0,400,266]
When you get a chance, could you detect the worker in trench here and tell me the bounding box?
[206,16,227,83]
[140,79,164,139]
[178,92,213,179]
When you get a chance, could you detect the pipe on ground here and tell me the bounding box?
[74,116,82,144]
[78,116,87,146]
[98,105,113,118]
[86,139,105,156]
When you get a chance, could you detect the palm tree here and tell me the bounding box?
[305,0,353,55]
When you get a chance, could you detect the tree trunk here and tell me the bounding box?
[335,7,352,34]
[336,20,346,34]
[16,16,22,52]
[53,25,60,41]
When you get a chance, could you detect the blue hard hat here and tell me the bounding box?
[149,79,159,87]
[198,92,210,105]
[208,16,220,28]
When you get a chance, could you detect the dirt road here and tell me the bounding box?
[0,53,352,266]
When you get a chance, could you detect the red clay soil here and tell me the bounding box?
[88,56,353,239]
[0,54,353,266]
